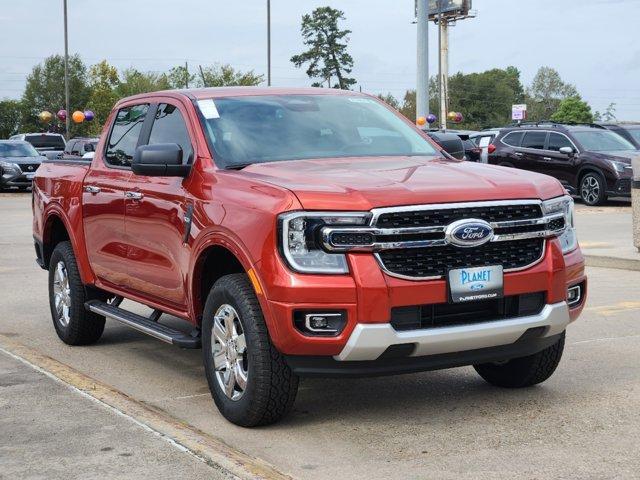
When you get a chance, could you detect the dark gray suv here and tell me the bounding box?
[0,140,43,190]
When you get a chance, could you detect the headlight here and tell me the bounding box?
[278,211,370,274]
[609,160,628,174]
[542,195,577,254]
[0,161,20,173]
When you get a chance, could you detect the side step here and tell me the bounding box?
[85,300,201,349]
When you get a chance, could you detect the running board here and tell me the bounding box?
[85,300,201,349]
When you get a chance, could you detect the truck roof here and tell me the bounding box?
[116,86,364,106]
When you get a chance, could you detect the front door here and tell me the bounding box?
[82,103,149,289]
[123,102,196,309]
[543,132,579,190]
[519,130,549,175]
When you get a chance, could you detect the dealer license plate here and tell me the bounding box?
[25,173,35,180]
[448,265,503,303]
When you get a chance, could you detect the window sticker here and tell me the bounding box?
[197,99,220,119]
[348,97,375,104]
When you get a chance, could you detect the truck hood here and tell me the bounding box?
[240,156,566,210]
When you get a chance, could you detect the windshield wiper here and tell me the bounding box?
[225,162,254,170]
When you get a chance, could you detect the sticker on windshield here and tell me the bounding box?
[348,97,375,104]
[197,99,220,119]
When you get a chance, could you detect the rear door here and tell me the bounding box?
[122,101,195,308]
[82,103,149,289]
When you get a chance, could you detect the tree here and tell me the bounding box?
[594,102,617,122]
[116,69,171,98]
[377,93,400,110]
[525,67,578,121]
[86,60,120,135]
[551,96,594,124]
[0,99,22,138]
[291,7,356,89]
[196,64,263,87]
[21,54,90,136]
[168,65,195,89]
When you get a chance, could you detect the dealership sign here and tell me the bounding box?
[512,104,527,121]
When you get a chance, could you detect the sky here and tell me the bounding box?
[1,0,639,119]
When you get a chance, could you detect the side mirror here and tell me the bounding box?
[84,143,94,152]
[559,146,574,156]
[132,143,191,177]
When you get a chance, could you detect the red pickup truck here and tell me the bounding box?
[33,87,586,427]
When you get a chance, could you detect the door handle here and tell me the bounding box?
[125,191,144,200]
[84,185,101,194]
[542,157,552,161]
[514,152,524,157]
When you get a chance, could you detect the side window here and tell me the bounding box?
[521,131,547,150]
[65,140,76,154]
[547,133,573,151]
[105,104,149,167]
[71,141,82,154]
[501,131,524,147]
[148,103,193,163]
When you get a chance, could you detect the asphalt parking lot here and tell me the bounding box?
[1,192,639,480]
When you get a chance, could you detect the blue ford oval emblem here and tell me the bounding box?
[445,219,494,248]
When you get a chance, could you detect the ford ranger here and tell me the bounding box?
[32,87,586,427]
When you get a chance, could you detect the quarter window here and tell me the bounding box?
[501,131,524,147]
[547,133,574,152]
[521,131,547,150]
[148,103,193,163]
[105,104,149,167]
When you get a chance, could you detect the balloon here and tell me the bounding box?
[72,110,85,123]
[416,116,427,126]
[426,113,437,124]
[39,111,53,123]
[56,109,67,121]
[447,111,458,122]
[454,112,464,123]
[83,110,95,121]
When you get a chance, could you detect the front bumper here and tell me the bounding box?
[335,301,569,361]
[1,171,34,187]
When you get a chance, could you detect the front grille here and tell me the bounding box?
[18,164,39,173]
[378,238,544,278]
[391,292,546,331]
[375,203,542,228]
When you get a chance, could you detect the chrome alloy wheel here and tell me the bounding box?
[212,304,248,401]
[52,261,71,327]
[581,175,600,205]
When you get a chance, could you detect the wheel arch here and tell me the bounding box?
[576,165,606,190]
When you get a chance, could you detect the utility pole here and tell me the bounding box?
[185,61,189,88]
[267,0,271,86]
[63,0,70,139]
[438,18,449,130]
[416,0,429,124]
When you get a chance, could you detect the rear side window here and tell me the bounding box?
[547,133,574,151]
[148,103,193,163]
[521,131,547,150]
[105,104,149,167]
[501,131,524,147]
[26,134,65,149]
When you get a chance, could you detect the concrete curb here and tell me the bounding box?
[0,335,293,480]
[584,254,640,272]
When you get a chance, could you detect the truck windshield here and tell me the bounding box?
[572,130,636,152]
[197,95,437,168]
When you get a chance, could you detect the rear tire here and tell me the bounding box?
[580,172,607,206]
[48,241,106,345]
[202,273,299,427]
[474,333,565,388]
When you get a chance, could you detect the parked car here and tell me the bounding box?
[63,137,99,158]
[462,138,482,162]
[470,129,502,163]
[424,130,466,159]
[488,123,636,205]
[33,88,585,427]
[599,123,640,149]
[0,140,43,190]
[9,133,66,160]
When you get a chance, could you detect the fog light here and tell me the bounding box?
[567,285,582,307]
[294,311,347,336]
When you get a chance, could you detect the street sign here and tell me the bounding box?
[512,104,527,121]
[427,0,471,19]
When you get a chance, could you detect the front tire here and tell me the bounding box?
[202,273,299,427]
[580,172,607,206]
[474,333,565,388]
[48,241,105,345]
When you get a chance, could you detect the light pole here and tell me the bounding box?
[267,0,271,86]
[416,0,429,124]
[63,0,70,139]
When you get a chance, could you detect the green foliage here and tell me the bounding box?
[0,99,23,138]
[525,67,578,121]
[196,64,263,87]
[168,65,196,89]
[594,102,616,122]
[86,60,120,136]
[550,96,594,124]
[377,93,400,110]
[21,54,91,137]
[115,68,171,98]
[291,7,356,89]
